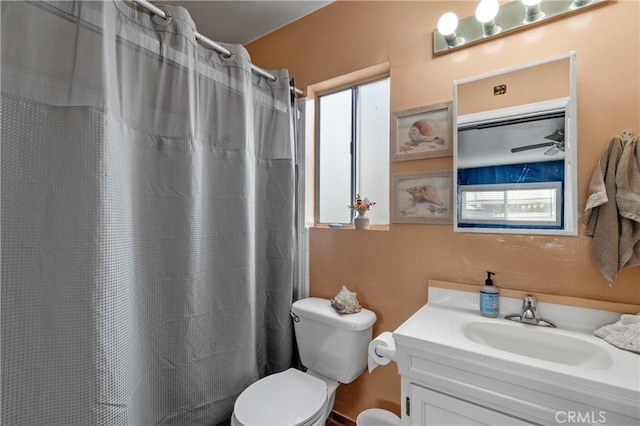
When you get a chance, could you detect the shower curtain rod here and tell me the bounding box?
[131,0,304,96]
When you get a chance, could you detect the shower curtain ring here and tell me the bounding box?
[151,6,172,26]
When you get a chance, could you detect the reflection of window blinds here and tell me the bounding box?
[466,191,557,202]
[460,182,561,226]
[466,191,503,201]
[507,189,555,201]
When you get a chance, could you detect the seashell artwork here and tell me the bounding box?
[393,170,452,224]
[330,285,362,314]
[408,119,439,145]
[392,102,452,162]
[406,185,444,206]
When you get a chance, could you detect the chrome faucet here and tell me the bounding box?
[520,295,539,325]
[505,295,556,328]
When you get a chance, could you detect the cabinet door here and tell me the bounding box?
[409,383,535,426]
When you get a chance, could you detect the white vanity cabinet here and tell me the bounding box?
[396,340,544,425]
[407,383,534,425]
[392,287,640,426]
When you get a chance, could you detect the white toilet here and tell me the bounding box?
[231,297,377,426]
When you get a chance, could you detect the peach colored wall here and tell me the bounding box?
[457,58,571,115]
[247,0,640,420]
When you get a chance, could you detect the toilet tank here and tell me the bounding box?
[291,297,377,383]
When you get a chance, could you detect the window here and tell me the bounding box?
[316,78,390,225]
[459,182,562,228]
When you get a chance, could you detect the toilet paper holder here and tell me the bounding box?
[368,331,397,373]
[375,345,396,359]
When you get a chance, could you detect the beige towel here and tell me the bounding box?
[585,136,640,284]
[616,136,640,269]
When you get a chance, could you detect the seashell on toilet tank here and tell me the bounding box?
[330,285,362,314]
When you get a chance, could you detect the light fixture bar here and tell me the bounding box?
[433,0,605,55]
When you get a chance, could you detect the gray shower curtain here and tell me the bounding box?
[1,1,296,425]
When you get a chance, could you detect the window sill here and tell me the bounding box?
[311,223,389,232]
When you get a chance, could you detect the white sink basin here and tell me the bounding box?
[463,320,613,369]
[393,286,640,425]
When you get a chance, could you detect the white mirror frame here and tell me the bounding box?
[452,51,578,235]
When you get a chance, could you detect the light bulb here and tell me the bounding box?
[476,0,501,36]
[437,12,459,36]
[570,0,591,8]
[522,0,544,23]
[475,0,499,24]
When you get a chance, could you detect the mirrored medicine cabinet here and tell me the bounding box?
[453,52,578,235]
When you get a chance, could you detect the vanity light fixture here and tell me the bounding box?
[437,12,464,47]
[475,0,501,37]
[433,0,606,55]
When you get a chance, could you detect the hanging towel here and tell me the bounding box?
[615,136,640,268]
[593,314,640,354]
[585,136,640,284]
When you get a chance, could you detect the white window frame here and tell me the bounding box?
[315,77,390,226]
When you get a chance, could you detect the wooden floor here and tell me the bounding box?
[218,410,356,425]
[326,411,356,426]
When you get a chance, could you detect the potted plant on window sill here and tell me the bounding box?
[349,194,376,230]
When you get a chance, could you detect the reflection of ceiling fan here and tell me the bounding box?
[510,129,565,156]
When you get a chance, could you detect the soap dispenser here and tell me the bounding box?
[479,271,499,318]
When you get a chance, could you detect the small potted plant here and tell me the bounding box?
[348,194,375,229]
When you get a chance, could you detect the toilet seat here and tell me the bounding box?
[233,368,328,426]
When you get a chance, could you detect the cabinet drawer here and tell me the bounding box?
[409,383,536,426]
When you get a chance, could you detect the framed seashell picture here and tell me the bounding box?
[392,169,453,224]
[391,101,453,161]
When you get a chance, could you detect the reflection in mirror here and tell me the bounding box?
[453,53,577,235]
[458,109,565,229]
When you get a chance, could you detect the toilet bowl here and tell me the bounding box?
[230,368,339,426]
[231,298,377,426]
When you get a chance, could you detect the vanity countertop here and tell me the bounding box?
[393,288,640,401]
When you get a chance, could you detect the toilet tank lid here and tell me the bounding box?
[291,297,376,331]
